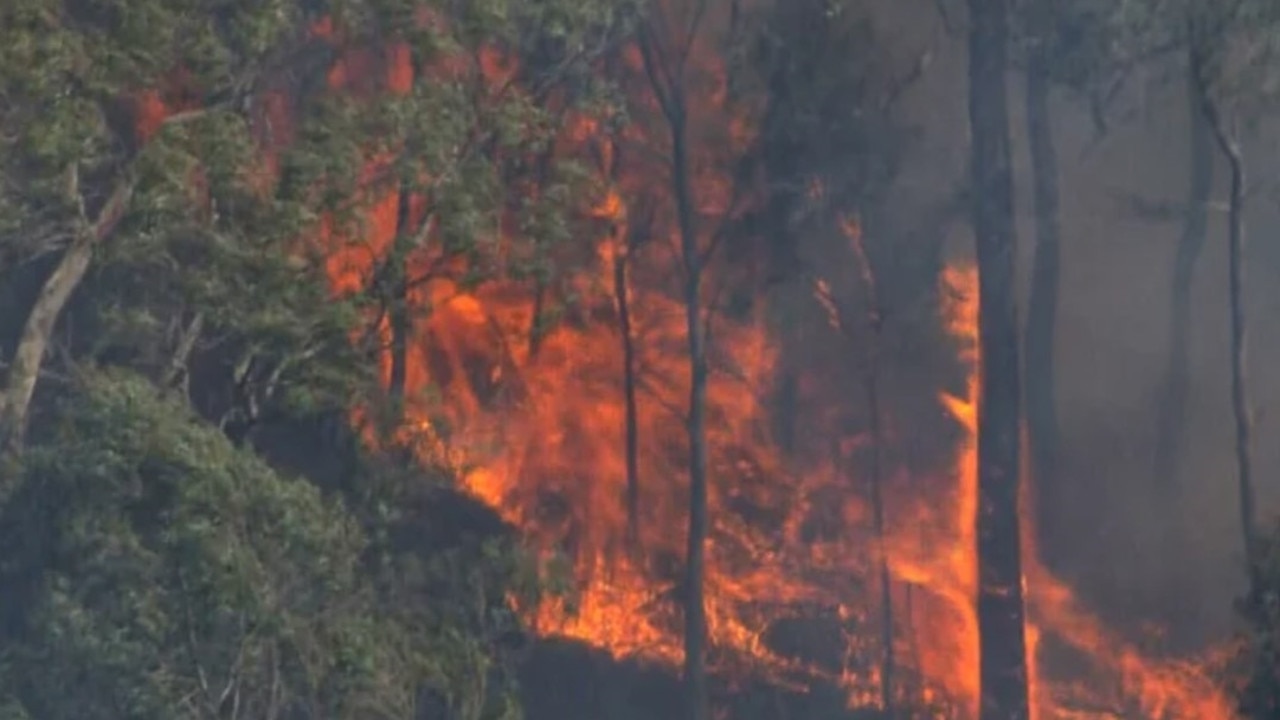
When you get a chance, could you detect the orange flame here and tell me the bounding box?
[290,9,1245,719]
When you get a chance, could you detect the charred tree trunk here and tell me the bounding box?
[529,282,547,359]
[614,241,642,553]
[866,332,895,714]
[1219,116,1257,587]
[1023,36,1060,502]
[1194,71,1257,583]
[847,224,895,713]
[604,131,643,556]
[386,184,414,427]
[967,0,1030,717]
[638,19,711,718]
[673,102,711,720]
[1152,58,1213,488]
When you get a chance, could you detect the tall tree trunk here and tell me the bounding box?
[866,334,896,715]
[967,0,1030,717]
[848,222,895,713]
[1196,85,1257,583]
[673,105,711,720]
[0,236,94,454]
[638,8,711,716]
[614,242,642,553]
[1152,57,1213,489]
[605,131,643,556]
[644,51,711,720]
[0,175,131,455]
[383,45,418,433]
[1221,125,1256,586]
[1023,38,1061,505]
[386,184,413,427]
[529,281,547,359]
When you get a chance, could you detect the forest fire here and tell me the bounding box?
[304,4,1242,719]
[6,0,1280,716]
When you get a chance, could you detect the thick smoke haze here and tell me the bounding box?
[3,0,1273,717]
[876,0,1280,650]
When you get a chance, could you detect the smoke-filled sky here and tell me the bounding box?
[875,0,1280,649]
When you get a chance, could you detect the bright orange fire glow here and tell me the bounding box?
[284,8,1245,720]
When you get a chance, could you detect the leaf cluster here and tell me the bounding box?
[0,371,540,719]
[0,0,641,717]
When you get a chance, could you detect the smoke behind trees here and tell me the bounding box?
[1,0,1275,717]
[875,0,1280,649]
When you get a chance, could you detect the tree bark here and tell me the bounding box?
[0,174,132,454]
[1152,57,1213,489]
[967,0,1030,717]
[614,244,642,553]
[1023,37,1060,502]
[673,98,711,720]
[603,130,643,556]
[162,311,206,395]
[386,184,414,427]
[0,236,94,453]
[365,188,438,443]
[1195,80,1257,583]
[638,17,711,718]
[847,222,895,714]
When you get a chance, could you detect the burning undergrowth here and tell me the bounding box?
[290,1,1242,718]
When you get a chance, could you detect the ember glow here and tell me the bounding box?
[292,4,1244,718]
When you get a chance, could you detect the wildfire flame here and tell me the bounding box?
[133,6,1246,718]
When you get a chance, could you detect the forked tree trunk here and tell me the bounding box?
[1152,57,1213,488]
[967,0,1031,717]
[638,18,711,718]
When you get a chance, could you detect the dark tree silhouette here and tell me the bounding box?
[968,0,1031,717]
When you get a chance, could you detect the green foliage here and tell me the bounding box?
[0,371,539,719]
[0,0,307,242]
[0,3,622,710]
[0,371,367,718]
[0,0,984,719]
[0,0,367,436]
[307,0,638,296]
[0,0,641,424]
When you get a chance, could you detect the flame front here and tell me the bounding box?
[297,10,1245,719]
